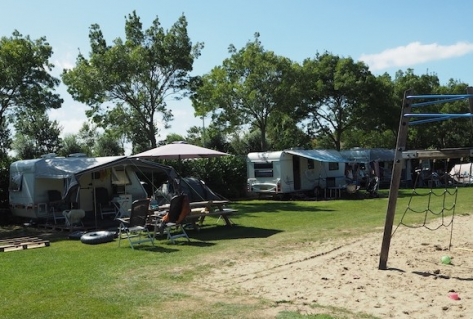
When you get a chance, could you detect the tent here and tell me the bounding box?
[159,177,227,203]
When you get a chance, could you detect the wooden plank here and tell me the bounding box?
[0,237,50,253]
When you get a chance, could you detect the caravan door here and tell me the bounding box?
[292,156,301,190]
[79,173,94,211]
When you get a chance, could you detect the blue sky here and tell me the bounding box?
[1,0,472,153]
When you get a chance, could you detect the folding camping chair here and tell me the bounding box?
[47,190,70,224]
[117,199,154,249]
[63,209,85,228]
[94,187,118,219]
[155,194,190,244]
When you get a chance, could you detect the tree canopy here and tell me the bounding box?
[62,11,203,152]
[192,33,299,151]
[0,30,62,157]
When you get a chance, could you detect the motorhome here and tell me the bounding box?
[9,155,176,220]
[247,149,348,198]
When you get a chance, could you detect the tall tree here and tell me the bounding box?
[266,111,312,151]
[432,80,472,148]
[93,132,123,157]
[59,134,89,157]
[0,122,11,158]
[12,109,62,158]
[0,30,62,156]
[62,11,203,150]
[192,33,298,151]
[341,72,399,149]
[299,52,381,151]
[391,69,441,149]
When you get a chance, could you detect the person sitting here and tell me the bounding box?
[345,164,354,184]
[367,168,379,197]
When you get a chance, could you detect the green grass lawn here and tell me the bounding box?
[0,187,471,319]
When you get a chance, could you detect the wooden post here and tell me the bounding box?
[378,90,412,270]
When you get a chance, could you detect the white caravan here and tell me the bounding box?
[247,149,348,197]
[9,155,176,220]
[449,163,473,184]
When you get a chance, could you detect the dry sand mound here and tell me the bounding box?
[201,214,473,318]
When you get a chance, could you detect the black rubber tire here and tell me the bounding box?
[69,230,87,240]
[80,231,115,245]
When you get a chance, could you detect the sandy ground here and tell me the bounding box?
[201,214,473,318]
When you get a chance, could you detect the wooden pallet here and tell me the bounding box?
[0,237,50,252]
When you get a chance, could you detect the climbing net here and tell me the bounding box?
[392,171,458,249]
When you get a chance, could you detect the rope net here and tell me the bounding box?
[391,170,459,249]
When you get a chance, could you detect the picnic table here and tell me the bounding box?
[156,200,230,211]
[150,200,237,235]
[187,207,238,228]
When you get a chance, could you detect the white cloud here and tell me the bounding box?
[359,41,473,71]
[48,103,88,136]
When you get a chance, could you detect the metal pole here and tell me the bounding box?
[379,89,412,270]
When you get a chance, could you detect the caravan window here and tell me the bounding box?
[112,167,131,185]
[254,162,273,178]
[328,162,339,171]
[9,173,22,191]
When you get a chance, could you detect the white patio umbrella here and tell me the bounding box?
[131,141,228,160]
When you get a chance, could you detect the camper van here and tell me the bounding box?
[247,150,347,198]
[9,155,176,220]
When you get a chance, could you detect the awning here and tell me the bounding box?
[23,156,178,200]
[339,148,395,162]
[284,149,348,163]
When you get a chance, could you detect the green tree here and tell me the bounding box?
[162,133,186,145]
[339,72,399,149]
[266,111,312,151]
[229,130,268,155]
[12,109,62,159]
[391,69,441,149]
[62,11,203,151]
[0,121,11,158]
[192,33,298,151]
[0,30,62,157]
[59,134,89,157]
[77,123,98,152]
[299,52,381,151]
[93,132,123,156]
[432,80,472,148]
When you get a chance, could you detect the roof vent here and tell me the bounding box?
[68,153,87,158]
[41,153,57,158]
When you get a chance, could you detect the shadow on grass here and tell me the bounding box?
[186,224,282,242]
[233,200,337,215]
[122,244,181,253]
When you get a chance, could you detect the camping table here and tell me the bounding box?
[186,207,238,228]
[151,201,237,236]
[157,200,230,211]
